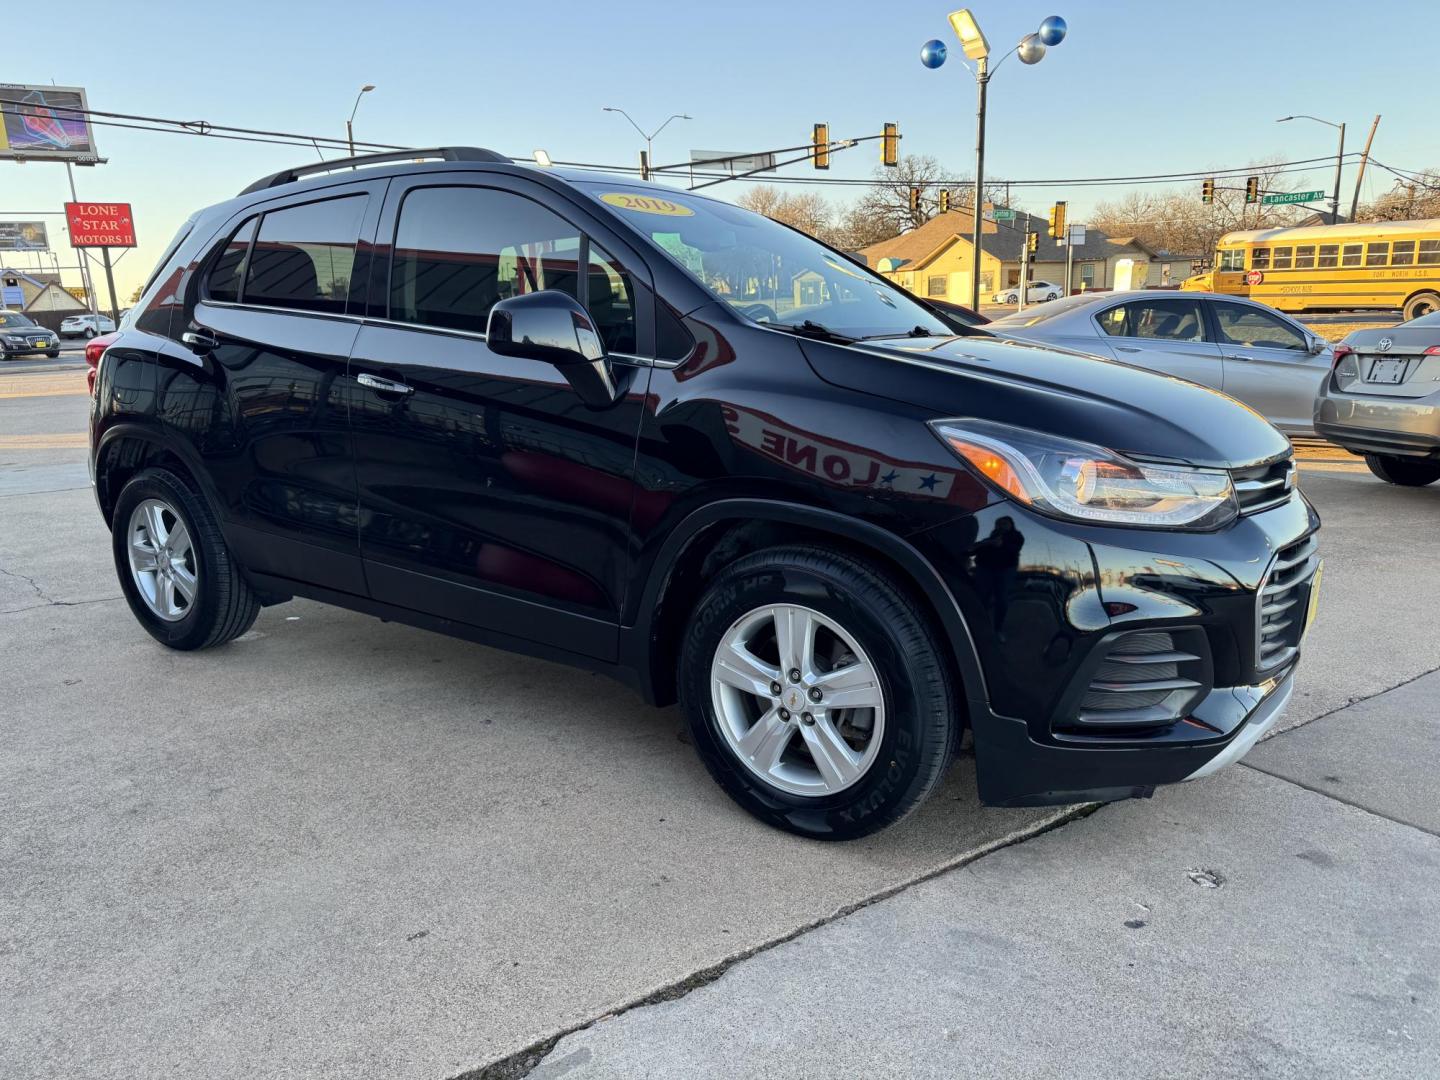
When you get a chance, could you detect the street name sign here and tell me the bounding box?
[1262,190,1326,206]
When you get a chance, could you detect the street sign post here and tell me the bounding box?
[64,202,135,323]
[1262,189,1326,206]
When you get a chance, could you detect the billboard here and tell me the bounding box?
[0,221,49,251]
[0,84,100,163]
[65,202,136,247]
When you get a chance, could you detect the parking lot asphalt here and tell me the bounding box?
[2,369,1437,1079]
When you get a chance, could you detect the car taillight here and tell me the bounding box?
[85,332,118,396]
[1425,346,1440,356]
[1331,344,1353,369]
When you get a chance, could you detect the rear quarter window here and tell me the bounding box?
[244,195,367,315]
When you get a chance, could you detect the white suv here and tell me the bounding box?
[59,313,117,339]
[992,281,1063,305]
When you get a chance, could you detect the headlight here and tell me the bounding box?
[930,418,1237,530]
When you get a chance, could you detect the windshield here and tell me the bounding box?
[0,313,37,328]
[585,184,949,339]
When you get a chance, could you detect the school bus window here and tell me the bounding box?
[1272,247,1293,270]
[1341,243,1363,267]
[1251,247,1270,270]
[1366,242,1389,267]
[1294,245,1316,269]
[1217,249,1245,271]
[1317,244,1339,269]
[1391,240,1416,267]
[1420,240,1440,265]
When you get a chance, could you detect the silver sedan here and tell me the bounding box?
[987,291,1332,436]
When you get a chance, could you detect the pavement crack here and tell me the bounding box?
[1272,663,1440,739]
[0,564,121,614]
[453,801,1103,1080]
[1240,760,1440,840]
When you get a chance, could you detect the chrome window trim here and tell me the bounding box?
[200,300,680,367]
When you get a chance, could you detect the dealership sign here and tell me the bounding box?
[64,202,136,247]
[0,220,49,251]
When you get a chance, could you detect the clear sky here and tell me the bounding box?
[3,0,1433,304]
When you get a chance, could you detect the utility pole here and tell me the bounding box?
[1349,114,1381,221]
[1331,121,1346,224]
[1018,218,1031,312]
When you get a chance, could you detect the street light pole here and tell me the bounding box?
[924,12,1066,312]
[346,84,376,157]
[1277,114,1346,224]
[970,58,988,312]
[602,108,692,177]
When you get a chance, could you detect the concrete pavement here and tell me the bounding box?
[532,674,1440,1080]
[1,368,1437,1079]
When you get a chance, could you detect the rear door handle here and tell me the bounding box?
[1226,354,1254,362]
[1115,345,1142,353]
[181,330,219,353]
[357,372,414,396]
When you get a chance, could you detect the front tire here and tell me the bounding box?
[1004,293,1018,304]
[111,467,260,649]
[1046,291,1059,301]
[46,350,60,358]
[1364,453,1440,487]
[84,327,97,339]
[679,545,958,840]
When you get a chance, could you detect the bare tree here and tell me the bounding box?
[735,185,836,242]
[1091,161,1305,254]
[1357,172,1440,221]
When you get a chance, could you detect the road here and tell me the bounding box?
[1,365,1436,1079]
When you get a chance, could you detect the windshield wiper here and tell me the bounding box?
[862,325,942,340]
[767,319,857,344]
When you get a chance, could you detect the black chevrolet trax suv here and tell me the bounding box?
[90,148,1320,839]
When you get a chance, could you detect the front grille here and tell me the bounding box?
[1068,628,1209,734]
[1232,456,1296,515]
[1256,533,1319,672]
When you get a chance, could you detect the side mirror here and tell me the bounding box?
[486,290,628,408]
[1308,336,1326,356]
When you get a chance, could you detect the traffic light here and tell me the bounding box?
[1201,178,1214,204]
[1027,231,1038,254]
[1047,201,1067,239]
[1245,176,1259,203]
[909,187,920,213]
[938,189,950,213]
[812,123,830,170]
[881,122,899,168]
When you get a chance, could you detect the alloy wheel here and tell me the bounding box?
[126,498,198,622]
[709,603,886,797]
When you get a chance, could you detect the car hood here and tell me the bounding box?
[802,333,1290,470]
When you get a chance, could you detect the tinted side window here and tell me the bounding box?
[1097,298,1205,342]
[588,243,636,353]
[390,186,583,334]
[207,218,256,303]
[1213,302,1306,351]
[244,196,366,315]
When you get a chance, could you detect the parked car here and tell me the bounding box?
[90,147,1319,839]
[0,310,61,358]
[1315,310,1440,486]
[60,313,117,338]
[988,292,1331,436]
[992,280,1063,305]
[924,297,990,331]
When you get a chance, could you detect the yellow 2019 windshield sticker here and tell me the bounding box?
[600,192,695,217]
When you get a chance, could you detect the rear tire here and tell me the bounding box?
[1364,453,1440,487]
[84,327,97,339]
[679,545,958,840]
[111,467,260,649]
[1403,291,1440,321]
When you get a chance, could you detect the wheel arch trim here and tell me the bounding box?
[93,420,224,525]
[624,498,991,711]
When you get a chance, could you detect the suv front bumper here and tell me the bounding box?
[913,489,1319,807]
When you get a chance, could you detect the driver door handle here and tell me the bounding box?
[1226,354,1254,362]
[1115,345,1142,353]
[357,372,414,395]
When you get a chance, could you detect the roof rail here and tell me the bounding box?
[238,146,511,196]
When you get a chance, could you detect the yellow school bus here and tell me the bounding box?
[1180,219,1440,319]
